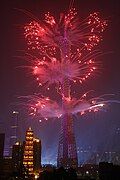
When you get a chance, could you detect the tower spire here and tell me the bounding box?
[57,36,78,168]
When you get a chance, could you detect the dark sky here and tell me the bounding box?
[0,0,120,164]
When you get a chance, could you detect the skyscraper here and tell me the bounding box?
[0,133,5,160]
[23,127,41,175]
[33,138,41,171]
[12,141,24,172]
[23,127,34,174]
[10,111,19,156]
[57,115,78,168]
[0,133,5,174]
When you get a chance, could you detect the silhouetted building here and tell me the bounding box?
[10,111,19,156]
[1,157,13,179]
[99,162,120,180]
[33,138,41,171]
[0,133,5,160]
[0,133,5,175]
[12,141,24,172]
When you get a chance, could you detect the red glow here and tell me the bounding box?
[22,8,108,119]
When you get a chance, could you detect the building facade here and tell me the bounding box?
[33,138,41,171]
[10,111,19,156]
[0,133,5,175]
[23,127,41,175]
[57,115,78,168]
[0,133,5,160]
[12,142,24,172]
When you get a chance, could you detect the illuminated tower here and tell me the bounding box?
[57,38,78,168]
[23,127,41,175]
[57,115,78,168]
[22,8,108,169]
[23,127,34,174]
[10,111,19,156]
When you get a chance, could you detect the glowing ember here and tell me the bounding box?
[20,8,118,121]
[24,9,107,50]
[20,93,118,120]
[25,49,101,87]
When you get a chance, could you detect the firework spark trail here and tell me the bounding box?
[24,9,107,51]
[23,8,108,89]
[19,93,120,120]
[22,49,103,88]
[20,8,120,120]
[32,53,100,86]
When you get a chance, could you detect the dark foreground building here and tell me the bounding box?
[0,133,5,159]
[0,133,5,175]
[12,141,24,172]
[99,162,120,180]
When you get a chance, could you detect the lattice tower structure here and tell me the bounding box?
[57,37,78,168]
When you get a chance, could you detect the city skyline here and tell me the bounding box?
[0,0,120,165]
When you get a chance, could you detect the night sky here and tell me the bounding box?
[0,0,120,165]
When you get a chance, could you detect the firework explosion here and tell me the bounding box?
[25,49,102,87]
[22,8,111,120]
[20,93,111,119]
[24,9,107,50]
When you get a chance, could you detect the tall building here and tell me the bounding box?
[23,127,41,175]
[57,40,78,168]
[1,157,13,179]
[10,111,19,156]
[57,115,78,168]
[0,133,5,174]
[0,133,5,160]
[23,127,34,174]
[12,142,24,171]
[33,138,41,171]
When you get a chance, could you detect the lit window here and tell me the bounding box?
[28,162,33,165]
